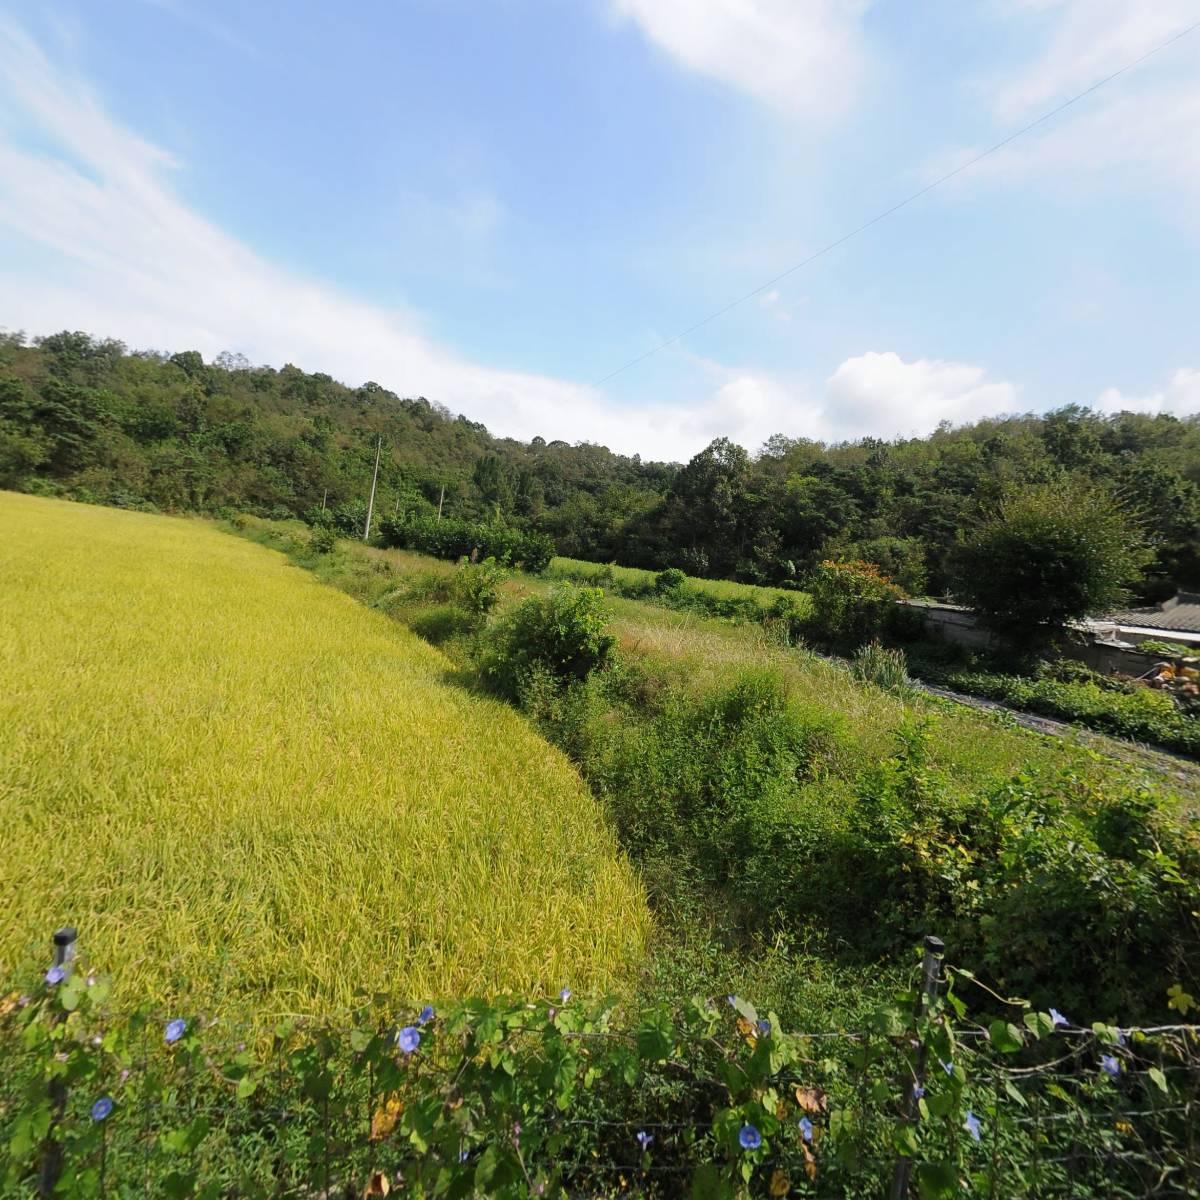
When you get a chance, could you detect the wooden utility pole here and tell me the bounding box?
[437,483,446,521]
[363,437,382,541]
[320,488,327,513]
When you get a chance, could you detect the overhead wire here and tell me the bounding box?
[593,16,1200,387]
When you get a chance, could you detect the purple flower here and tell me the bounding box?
[458,1148,469,1163]
[417,1005,435,1026]
[118,1069,130,1085]
[45,965,65,986]
[1101,1055,1121,1077]
[965,1111,982,1142]
[559,987,571,1004]
[798,1116,813,1142]
[636,1129,653,1150]
[1116,1030,1128,1047]
[164,1019,186,1044]
[91,1097,113,1122]
[939,1059,954,1076]
[912,1085,925,1100]
[726,994,738,1009]
[396,1025,420,1054]
[1049,1008,1069,1028]
[756,1019,771,1037]
[738,1124,762,1151]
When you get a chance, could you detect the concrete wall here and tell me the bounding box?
[905,601,1191,677]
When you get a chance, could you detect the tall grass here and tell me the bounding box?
[0,493,647,1018]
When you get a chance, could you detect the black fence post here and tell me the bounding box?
[889,935,944,1200]
[38,926,78,1198]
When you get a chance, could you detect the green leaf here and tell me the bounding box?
[1024,1011,1055,1039]
[236,1074,257,1100]
[635,1014,675,1063]
[1148,1067,1168,1094]
[988,1019,1024,1054]
[917,1161,958,1199]
[690,1164,734,1200]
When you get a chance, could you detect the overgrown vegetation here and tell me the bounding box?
[378,514,554,574]
[6,946,1196,1199]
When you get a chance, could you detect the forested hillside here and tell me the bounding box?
[2,329,1198,598]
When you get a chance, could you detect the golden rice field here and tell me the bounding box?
[0,492,648,1017]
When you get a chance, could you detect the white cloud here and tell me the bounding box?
[958,2,1200,215]
[0,18,1026,465]
[823,351,1020,438]
[1094,368,1200,416]
[608,0,871,120]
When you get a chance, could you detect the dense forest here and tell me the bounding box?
[2,329,1198,599]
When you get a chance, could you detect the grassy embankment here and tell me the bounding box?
[0,492,647,1017]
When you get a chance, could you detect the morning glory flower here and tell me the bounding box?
[91,1097,113,1122]
[45,965,65,986]
[559,987,571,1004]
[1049,1008,1069,1028]
[798,1117,813,1142]
[164,1019,186,1044]
[458,1149,469,1163]
[965,1112,982,1142]
[1101,1055,1121,1077]
[636,1130,653,1150]
[912,1085,925,1100]
[757,1019,771,1037]
[940,1059,954,1075]
[739,1125,762,1151]
[1116,1030,1128,1047]
[417,1005,434,1026]
[396,1025,420,1054]
[726,995,738,1009]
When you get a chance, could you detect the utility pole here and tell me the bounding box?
[437,482,445,521]
[320,488,327,513]
[363,437,382,542]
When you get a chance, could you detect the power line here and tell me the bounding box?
[594,16,1200,387]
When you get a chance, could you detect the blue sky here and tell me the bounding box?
[0,0,1197,459]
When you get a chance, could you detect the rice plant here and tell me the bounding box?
[0,493,648,1020]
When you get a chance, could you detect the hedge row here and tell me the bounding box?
[377,515,554,573]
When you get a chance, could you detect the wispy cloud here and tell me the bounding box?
[133,0,258,57]
[947,2,1200,221]
[608,0,872,121]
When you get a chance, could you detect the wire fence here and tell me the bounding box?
[2,931,1199,1198]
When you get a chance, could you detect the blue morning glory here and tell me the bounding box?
[1101,1055,1121,1077]
[559,987,571,1003]
[45,965,65,986]
[965,1112,982,1142]
[912,1085,925,1100]
[756,1019,771,1037]
[417,1005,434,1026]
[1049,1008,1068,1028]
[91,1097,113,1122]
[396,1025,421,1054]
[798,1117,813,1142]
[940,1059,954,1075]
[164,1019,186,1044]
[738,1125,761,1151]
[635,1130,653,1150]
[458,1148,469,1163]
[726,994,738,1008]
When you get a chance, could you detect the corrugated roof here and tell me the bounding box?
[1105,592,1200,635]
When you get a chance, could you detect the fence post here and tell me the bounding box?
[38,926,78,1198]
[889,935,944,1200]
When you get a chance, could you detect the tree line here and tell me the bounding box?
[2,329,1197,600]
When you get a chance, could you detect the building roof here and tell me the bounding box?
[1104,592,1200,635]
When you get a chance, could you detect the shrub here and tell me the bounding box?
[378,515,554,573]
[851,640,915,697]
[449,556,506,620]
[308,524,337,555]
[654,567,687,594]
[805,559,905,649]
[480,584,615,700]
[951,479,1152,639]
[408,603,477,645]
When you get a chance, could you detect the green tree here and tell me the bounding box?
[951,480,1152,637]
